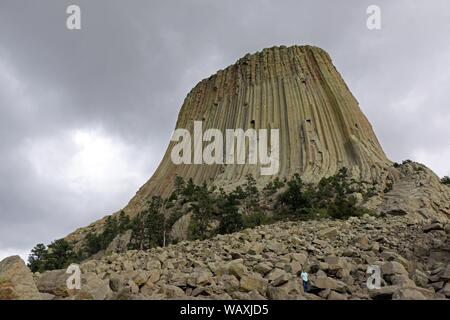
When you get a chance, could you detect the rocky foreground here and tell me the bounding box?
[1,214,450,300]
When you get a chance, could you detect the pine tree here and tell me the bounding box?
[231,185,246,200]
[174,175,186,195]
[129,212,146,250]
[263,177,285,196]
[101,216,119,248]
[45,239,76,270]
[242,174,260,215]
[28,243,48,272]
[118,211,131,233]
[328,194,361,219]
[278,173,312,215]
[189,184,215,240]
[143,198,165,248]
[183,178,196,200]
[84,232,102,256]
[218,193,243,234]
[128,196,167,250]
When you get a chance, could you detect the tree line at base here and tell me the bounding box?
[28,168,375,272]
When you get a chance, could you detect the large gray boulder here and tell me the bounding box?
[36,268,112,300]
[0,255,43,300]
[36,269,71,297]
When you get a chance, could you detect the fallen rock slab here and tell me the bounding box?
[0,256,43,300]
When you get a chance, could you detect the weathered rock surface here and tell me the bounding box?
[16,45,445,302]
[132,45,391,198]
[379,162,450,223]
[0,256,43,300]
[36,268,112,300]
[105,230,132,255]
[36,215,450,300]
[65,45,450,248]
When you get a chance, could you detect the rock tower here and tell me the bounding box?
[131,46,390,204]
[66,45,449,244]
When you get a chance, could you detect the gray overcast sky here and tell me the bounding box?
[1,0,449,260]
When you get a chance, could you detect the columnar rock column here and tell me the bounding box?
[65,45,449,245]
[128,45,391,210]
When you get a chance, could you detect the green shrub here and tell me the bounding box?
[441,176,450,185]
[243,211,273,228]
[402,159,413,165]
[276,168,365,220]
[263,177,285,196]
[182,178,196,200]
[82,213,132,256]
[174,175,186,195]
[118,211,131,233]
[365,185,378,199]
[278,173,312,215]
[327,195,362,219]
[84,232,102,257]
[383,181,393,193]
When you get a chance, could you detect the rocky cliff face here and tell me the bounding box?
[128,45,390,208]
[66,45,449,245]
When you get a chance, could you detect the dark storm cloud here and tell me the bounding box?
[1,0,449,259]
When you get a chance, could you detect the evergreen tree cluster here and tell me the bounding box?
[29,168,371,272]
[277,168,368,219]
[28,211,132,272]
[28,239,77,273]
[262,177,285,196]
[183,175,271,241]
[82,211,131,257]
[128,196,167,250]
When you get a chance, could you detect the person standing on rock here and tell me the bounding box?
[300,270,309,293]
